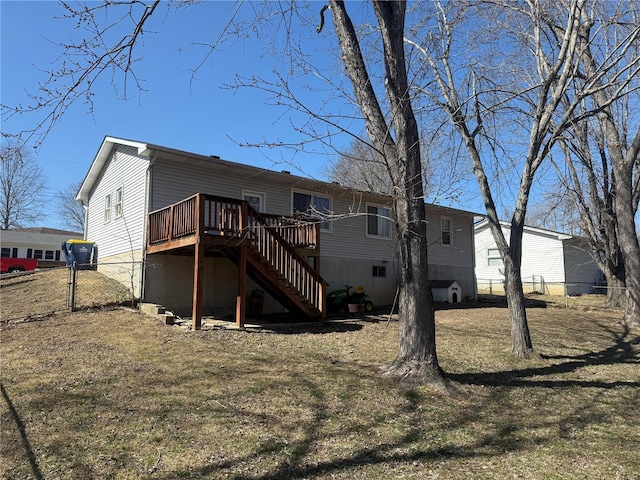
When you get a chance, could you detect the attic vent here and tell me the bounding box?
[209,155,220,159]
[282,170,290,175]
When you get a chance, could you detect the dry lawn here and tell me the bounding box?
[1,269,639,479]
[0,268,132,321]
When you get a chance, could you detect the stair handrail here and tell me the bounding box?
[243,204,326,315]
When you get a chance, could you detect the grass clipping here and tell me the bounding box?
[1,273,639,479]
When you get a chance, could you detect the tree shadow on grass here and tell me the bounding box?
[1,383,43,480]
[448,324,640,389]
[147,365,612,480]
[0,276,36,289]
[250,321,364,335]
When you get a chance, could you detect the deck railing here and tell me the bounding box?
[148,194,318,248]
[147,193,324,314]
[244,206,325,313]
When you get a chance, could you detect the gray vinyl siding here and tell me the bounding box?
[150,154,475,297]
[563,240,601,285]
[318,192,396,261]
[85,145,149,258]
[151,157,397,262]
[150,158,292,214]
[425,210,475,268]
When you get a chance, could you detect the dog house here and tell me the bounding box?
[429,280,462,303]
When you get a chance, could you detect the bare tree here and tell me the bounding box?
[0,141,47,229]
[518,1,640,326]
[526,186,583,235]
[406,0,640,355]
[326,127,471,206]
[553,118,628,308]
[325,1,444,384]
[57,181,85,233]
[325,137,394,194]
[569,3,640,328]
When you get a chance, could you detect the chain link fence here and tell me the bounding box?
[66,261,142,311]
[476,277,626,310]
[1,261,142,323]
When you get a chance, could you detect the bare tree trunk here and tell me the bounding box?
[385,193,443,384]
[504,263,535,358]
[574,17,640,328]
[613,163,640,328]
[505,217,536,358]
[603,269,626,308]
[329,1,445,385]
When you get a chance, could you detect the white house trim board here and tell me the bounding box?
[77,136,149,203]
[242,190,266,213]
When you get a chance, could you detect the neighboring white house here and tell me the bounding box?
[474,219,603,296]
[0,227,83,267]
[76,136,478,322]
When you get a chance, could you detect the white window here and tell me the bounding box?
[45,250,54,260]
[441,216,452,245]
[243,190,265,213]
[115,187,123,218]
[488,248,503,267]
[104,194,112,223]
[34,250,43,259]
[293,191,331,230]
[1,248,9,258]
[367,204,391,238]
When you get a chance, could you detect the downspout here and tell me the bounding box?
[139,150,157,305]
[82,204,89,241]
[471,216,480,300]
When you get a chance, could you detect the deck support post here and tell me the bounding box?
[192,194,205,331]
[192,241,204,330]
[236,244,247,328]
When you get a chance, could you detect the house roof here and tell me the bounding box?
[76,136,480,218]
[428,280,460,289]
[474,218,574,241]
[6,227,83,236]
[76,137,150,202]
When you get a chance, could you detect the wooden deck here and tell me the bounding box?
[146,193,326,329]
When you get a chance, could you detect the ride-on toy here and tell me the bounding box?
[327,285,374,313]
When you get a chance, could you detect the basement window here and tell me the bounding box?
[372,265,387,277]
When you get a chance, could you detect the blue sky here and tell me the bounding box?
[2,1,363,229]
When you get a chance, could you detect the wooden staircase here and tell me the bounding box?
[147,193,327,328]
[225,246,323,319]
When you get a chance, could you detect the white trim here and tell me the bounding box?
[365,202,392,239]
[115,186,124,218]
[242,189,266,213]
[441,215,453,246]
[104,194,112,223]
[76,136,149,202]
